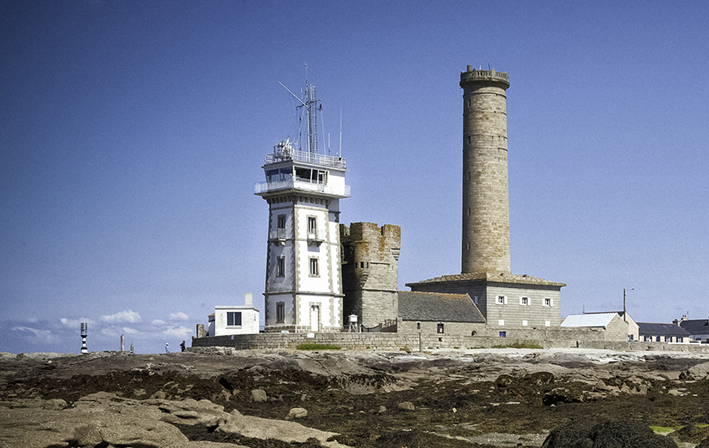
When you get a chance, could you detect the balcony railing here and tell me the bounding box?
[270,228,287,240]
[307,230,323,241]
[265,149,346,169]
[255,179,351,197]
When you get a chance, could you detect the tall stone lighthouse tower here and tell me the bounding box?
[407,65,564,329]
[460,65,511,274]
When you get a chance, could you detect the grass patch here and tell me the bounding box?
[491,341,543,349]
[296,343,341,351]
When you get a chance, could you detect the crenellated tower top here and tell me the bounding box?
[460,66,510,90]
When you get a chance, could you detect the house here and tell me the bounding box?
[637,322,690,343]
[561,312,638,341]
[208,293,260,337]
[677,317,709,343]
[397,291,486,335]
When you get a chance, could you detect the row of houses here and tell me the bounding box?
[561,312,709,344]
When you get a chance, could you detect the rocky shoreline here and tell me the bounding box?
[1,348,709,447]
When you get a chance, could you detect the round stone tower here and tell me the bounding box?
[460,65,511,274]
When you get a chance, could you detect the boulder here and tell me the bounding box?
[286,407,308,420]
[216,409,348,447]
[251,388,268,402]
[542,419,678,448]
[688,361,709,380]
[398,401,415,411]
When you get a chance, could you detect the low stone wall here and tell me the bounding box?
[192,330,709,353]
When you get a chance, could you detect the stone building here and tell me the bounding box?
[340,222,400,329]
[252,66,563,336]
[255,81,350,333]
[637,322,689,343]
[407,66,565,330]
[561,312,638,341]
[397,291,486,335]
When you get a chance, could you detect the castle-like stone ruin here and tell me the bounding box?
[340,223,400,329]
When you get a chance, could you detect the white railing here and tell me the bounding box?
[270,229,287,240]
[255,179,350,197]
[307,230,322,241]
[265,149,347,169]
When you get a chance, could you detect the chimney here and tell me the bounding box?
[245,292,253,307]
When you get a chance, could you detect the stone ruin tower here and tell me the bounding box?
[340,223,401,329]
[461,65,511,274]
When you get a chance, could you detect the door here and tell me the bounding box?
[310,305,319,332]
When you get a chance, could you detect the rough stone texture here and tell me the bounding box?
[542,419,679,448]
[407,274,563,328]
[193,329,709,351]
[341,222,401,328]
[397,401,415,411]
[0,391,348,448]
[688,361,709,379]
[217,409,346,447]
[251,388,268,402]
[285,407,308,419]
[3,349,709,448]
[460,67,511,275]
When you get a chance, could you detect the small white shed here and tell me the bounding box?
[208,293,260,336]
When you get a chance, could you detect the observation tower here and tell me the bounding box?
[255,79,349,332]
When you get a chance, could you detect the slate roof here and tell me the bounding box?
[679,319,709,334]
[406,271,565,287]
[561,313,617,328]
[637,322,690,337]
[398,291,486,323]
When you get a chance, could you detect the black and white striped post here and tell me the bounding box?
[80,322,88,354]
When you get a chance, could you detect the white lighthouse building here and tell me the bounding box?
[255,80,349,332]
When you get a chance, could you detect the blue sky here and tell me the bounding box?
[1,1,707,354]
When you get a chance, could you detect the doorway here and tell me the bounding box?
[310,305,320,332]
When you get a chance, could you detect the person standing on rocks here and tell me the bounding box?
[179,341,185,352]
[165,343,169,353]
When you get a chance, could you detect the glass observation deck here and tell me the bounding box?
[264,148,346,169]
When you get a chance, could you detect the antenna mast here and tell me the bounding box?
[279,63,321,154]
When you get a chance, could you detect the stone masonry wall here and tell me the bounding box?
[461,67,511,274]
[192,330,709,353]
[341,223,401,328]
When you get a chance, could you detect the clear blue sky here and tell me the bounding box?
[2,1,707,354]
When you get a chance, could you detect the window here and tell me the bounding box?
[499,331,507,338]
[497,296,506,305]
[522,320,528,326]
[437,323,445,334]
[307,216,317,239]
[520,297,529,306]
[276,256,285,277]
[226,312,242,327]
[277,215,286,239]
[416,322,420,330]
[545,321,551,327]
[276,302,285,323]
[498,319,505,326]
[544,298,552,307]
[309,257,319,276]
[473,296,479,304]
